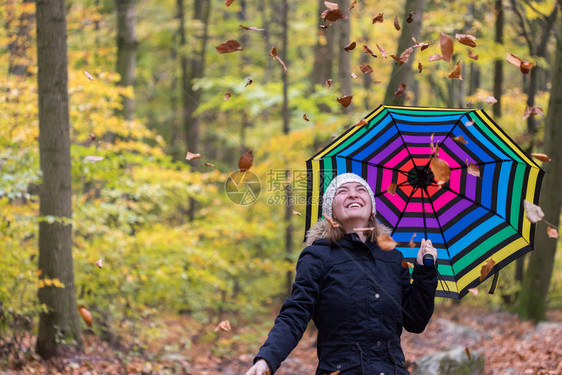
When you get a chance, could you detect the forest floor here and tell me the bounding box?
[1,303,561,375]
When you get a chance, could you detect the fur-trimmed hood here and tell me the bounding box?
[304,218,332,247]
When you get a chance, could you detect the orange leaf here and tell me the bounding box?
[430,157,451,185]
[479,258,495,282]
[225,0,235,7]
[344,42,356,51]
[456,34,477,48]
[354,118,368,127]
[406,12,415,23]
[326,79,333,88]
[530,153,550,162]
[393,15,400,30]
[362,44,377,58]
[349,0,357,10]
[448,60,462,80]
[453,135,468,145]
[390,47,413,65]
[547,226,558,239]
[214,320,232,332]
[337,95,353,108]
[204,162,216,168]
[468,50,479,60]
[238,151,253,171]
[245,78,253,87]
[376,44,388,58]
[439,33,454,62]
[322,8,347,23]
[325,215,340,228]
[393,83,406,97]
[216,40,242,53]
[428,53,444,62]
[360,63,373,74]
[185,152,201,161]
[465,347,472,361]
[372,13,384,23]
[239,25,264,31]
[523,106,544,119]
[303,114,310,122]
[418,61,422,73]
[377,234,397,251]
[409,233,416,249]
[387,183,397,195]
[466,160,480,177]
[506,53,534,74]
[95,259,103,269]
[77,305,93,328]
[401,261,414,269]
[84,71,94,81]
[270,47,288,72]
[412,37,431,51]
[224,92,231,101]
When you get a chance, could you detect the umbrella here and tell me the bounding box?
[305,105,544,299]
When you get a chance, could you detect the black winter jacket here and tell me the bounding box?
[255,232,438,375]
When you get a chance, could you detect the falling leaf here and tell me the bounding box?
[387,183,397,195]
[360,63,373,74]
[479,258,495,282]
[320,24,330,29]
[344,42,356,51]
[465,120,475,126]
[350,72,357,78]
[36,269,42,277]
[406,12,415,23]
[409,233,416,249]
[402,261,414,269]
[547,226,558,239]
[337,95,353,108]
[468,50,479,60]
[214,320,232,332]
[453,135,468,144]
[89,132,96,141]
[376,44,388,58]
[418,61,422,73]
[353,227,375,232]
[321,3,348,23]
[448,60,462,80]
[468,288,479,296]
[362,45,377,57]
[391,47,413,65]
[465,347,472,361]
[326,79,332,88]
[84,71,94,81]
[225,0,234,6]
[430,156,451,185]
[393,15,400,30]
[270,47,288,72]
[238,151,253,171]
[523,106,544,119]
[328,371,341,375]
[185,152,201,161]
[325,215,340,228]
[354,119,368,127]
[456,34,477,48]
[324,1,339,10]
[245,79,253,87]
[467,161,480,177]
[216,40,242,54]
[84,156,103,162]
[393,83,406,97]
[439,33,454,62]
[239,25,264,31]
[428,53,444,62]
[524,200,544,223]
[95,259,103,268]
[530,153,550,162]
[292,210,301,216]
[77,305,93,328]
[506,53,534,74]
[372,13,384,23]
[377,234,397,251]
[204,162,216,168]
[224,92,231,101]
[485,96,497,105]
[303,114,310,122]
[349,0,357,10]
[412,37,431,51]
[373,80,382,85]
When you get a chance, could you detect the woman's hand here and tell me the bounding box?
[416,238,437,266]
[245,359,271,375]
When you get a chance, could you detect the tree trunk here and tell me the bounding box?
[493,0,503,118]
[310,0,335,88]
[115,0,137,121]
[517,12,562,322]
[336,0,352,113]
[7,0,35,76]
[35,0,82,359]
[383,0,426,105]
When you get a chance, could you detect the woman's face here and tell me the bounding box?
[332,182,372,226]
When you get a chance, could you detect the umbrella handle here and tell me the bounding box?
[423,253,435,266]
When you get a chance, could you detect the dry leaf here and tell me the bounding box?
[84,71,94,81]
[530,153,550,162]
[77,305,93,328]
[407,12,415,23]
[324,1,339,10]
[393,83,406,97]
[409,233,416,249]
[466,160,480,177]
[225,0,235,6]
[214,320,232,332]
[238,151,253,171]
[89,132,96,141]
[465,347,472,361]
[376,44,388,58]
[485,96,497,105]
[326,79,333,88]
[468,50,479,60]
[377,234,397,251]
[523,106,544,119]
[349,0,357,10]
[344,42,356,51]
[337,95,353,108]
[524,200,544,223]
[239,25,264,31]
[393,15,400,30]
[360,63,373,74]
[402,261,414,269]
[448,60,462,80]
[353,227,375,232]
[216,40,242,53]
[292,210,301,216]
[439,33,454,62]
[430,156,451,184]
[270,47,288,72]
[390,47,413,65]
[387,183,397,195]
[224,92,231,101]
[453,135,468,145]
[322,8,347,23]
[95,259,103,269]
[547,226,558,239]
[363,44,377,57]
[465,120,475,126]
[185,152,201,161]
[506,53,534,74]
[303,114,310,122]
[245,78,253,87]
[354,119,368,127]
[412,37,431,51]
[479,258,495,282]
[418,61,422,73]
[456,34,477,48]
[350,72,357,78]
[372,13,384,23]
[468,288,479,296]
[325,215,340,228]
[204,162,216,168]
[85,156,103,162]
[428,53,445,62]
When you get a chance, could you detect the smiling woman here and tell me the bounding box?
[245,173,439,375]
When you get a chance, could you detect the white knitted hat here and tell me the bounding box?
[322,173,376,219]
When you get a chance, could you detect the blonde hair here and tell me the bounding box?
[323,215,389,243]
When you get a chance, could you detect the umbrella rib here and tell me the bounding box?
[388,112,420,171]
[449,159,540,170]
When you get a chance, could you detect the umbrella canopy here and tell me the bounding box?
[305,105,544,299]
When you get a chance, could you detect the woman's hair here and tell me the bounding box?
[327,215,389,243]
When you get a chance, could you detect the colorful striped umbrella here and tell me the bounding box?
[305,105,544,299]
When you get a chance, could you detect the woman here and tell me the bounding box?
[246,173,438,375]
